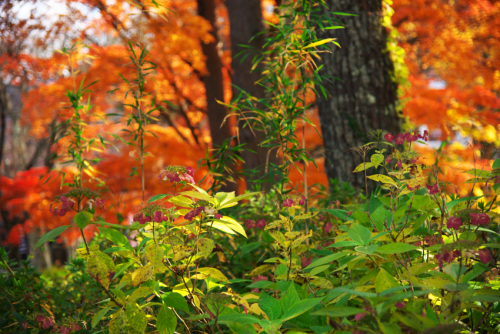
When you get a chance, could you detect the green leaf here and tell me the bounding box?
[310,265,330,276]
[145,244,165,268]
[376,243,419,254]
[92,307,111,328]
[163,292,190,313]
[34,225,70,249]
[100,228,134,252]
[93,221,130,229]
[461,263,489,283]
[87,251,115,289]
[482,243,500,248]
[281,298,323,322]
[109,310,127,334]
[258,293,281,321]
[446,196,482,210]
[157,304,177,334]
[348,224,371,246]
[459,231,476,241]
[380,322,402,334]
[258,319,281,334]
[129,286,154,302]
[217,313,260,325]
[241,242,262,255]
[323,209,354,221]
[493,158,500,169]
[371,206,391,233]
[313,306,366,318]
[355,244,379,254]
[113,261,134,279]
[353,162,374,172]
[371,154,384,168]
[148,194,169,203]
[75,211,94,229]
[126,303,147,333]
[305,252,349,270]
[464,169,490,177]
[226,322,258,334]
[375,268,399,293]
[197,238,215,259]
[280,283,300,314]
[477,227,500,236]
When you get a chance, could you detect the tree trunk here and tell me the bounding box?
[197,0,237,192]
[28,230,52,269]
[226,0,278,190]
[316,0,401,191]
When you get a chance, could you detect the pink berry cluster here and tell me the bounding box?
[244,219,267,230]
[49,196,75,216]
[434,245,493,269]
[49,188,106,217]
[36,315,53,329]
[426,184,439,194]
[29,315,81,333]
[133,211,172,225]
[185,207,205,221]
[159,165,195,184]
[446,213,490,230]
[250,275,268,293]
[384,130,429,145]
[183,200,218,221]
[283,196,306,208]
[435,250,461,269]
[52,324,82,334]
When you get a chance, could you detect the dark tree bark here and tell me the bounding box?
[197,0,233,149]
[226,0,278,189]
[317,0,401,191]
[197,0,237,192]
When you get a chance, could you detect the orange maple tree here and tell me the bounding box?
[392,0,500,192]
[3,0,499,251]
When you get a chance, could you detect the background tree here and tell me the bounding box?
[226,0,280,189]
[316,0,401,191]
[393,0,500,193]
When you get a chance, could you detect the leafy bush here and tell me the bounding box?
[2,1,499,333]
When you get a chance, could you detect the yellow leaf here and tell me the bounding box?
[131,264,154,286]
[196,267,229,282]
[303,38,336,49]
[367,174,397,185]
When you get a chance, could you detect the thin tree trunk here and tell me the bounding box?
[316,0,401,191]
[226,0,278,190]
[0,81,11,174]
[197,0,237,192]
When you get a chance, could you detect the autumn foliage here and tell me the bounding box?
[1,0,499,248]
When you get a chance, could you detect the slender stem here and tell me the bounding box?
[173,308,191,334]
[287,248,293,281]
[96,280,123,308]
[486,195,497,213]
[395,191,415,240]
[1,257,14,275]
[79,228,89,254]
[466,142,479,210]
[302,85,309,245]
